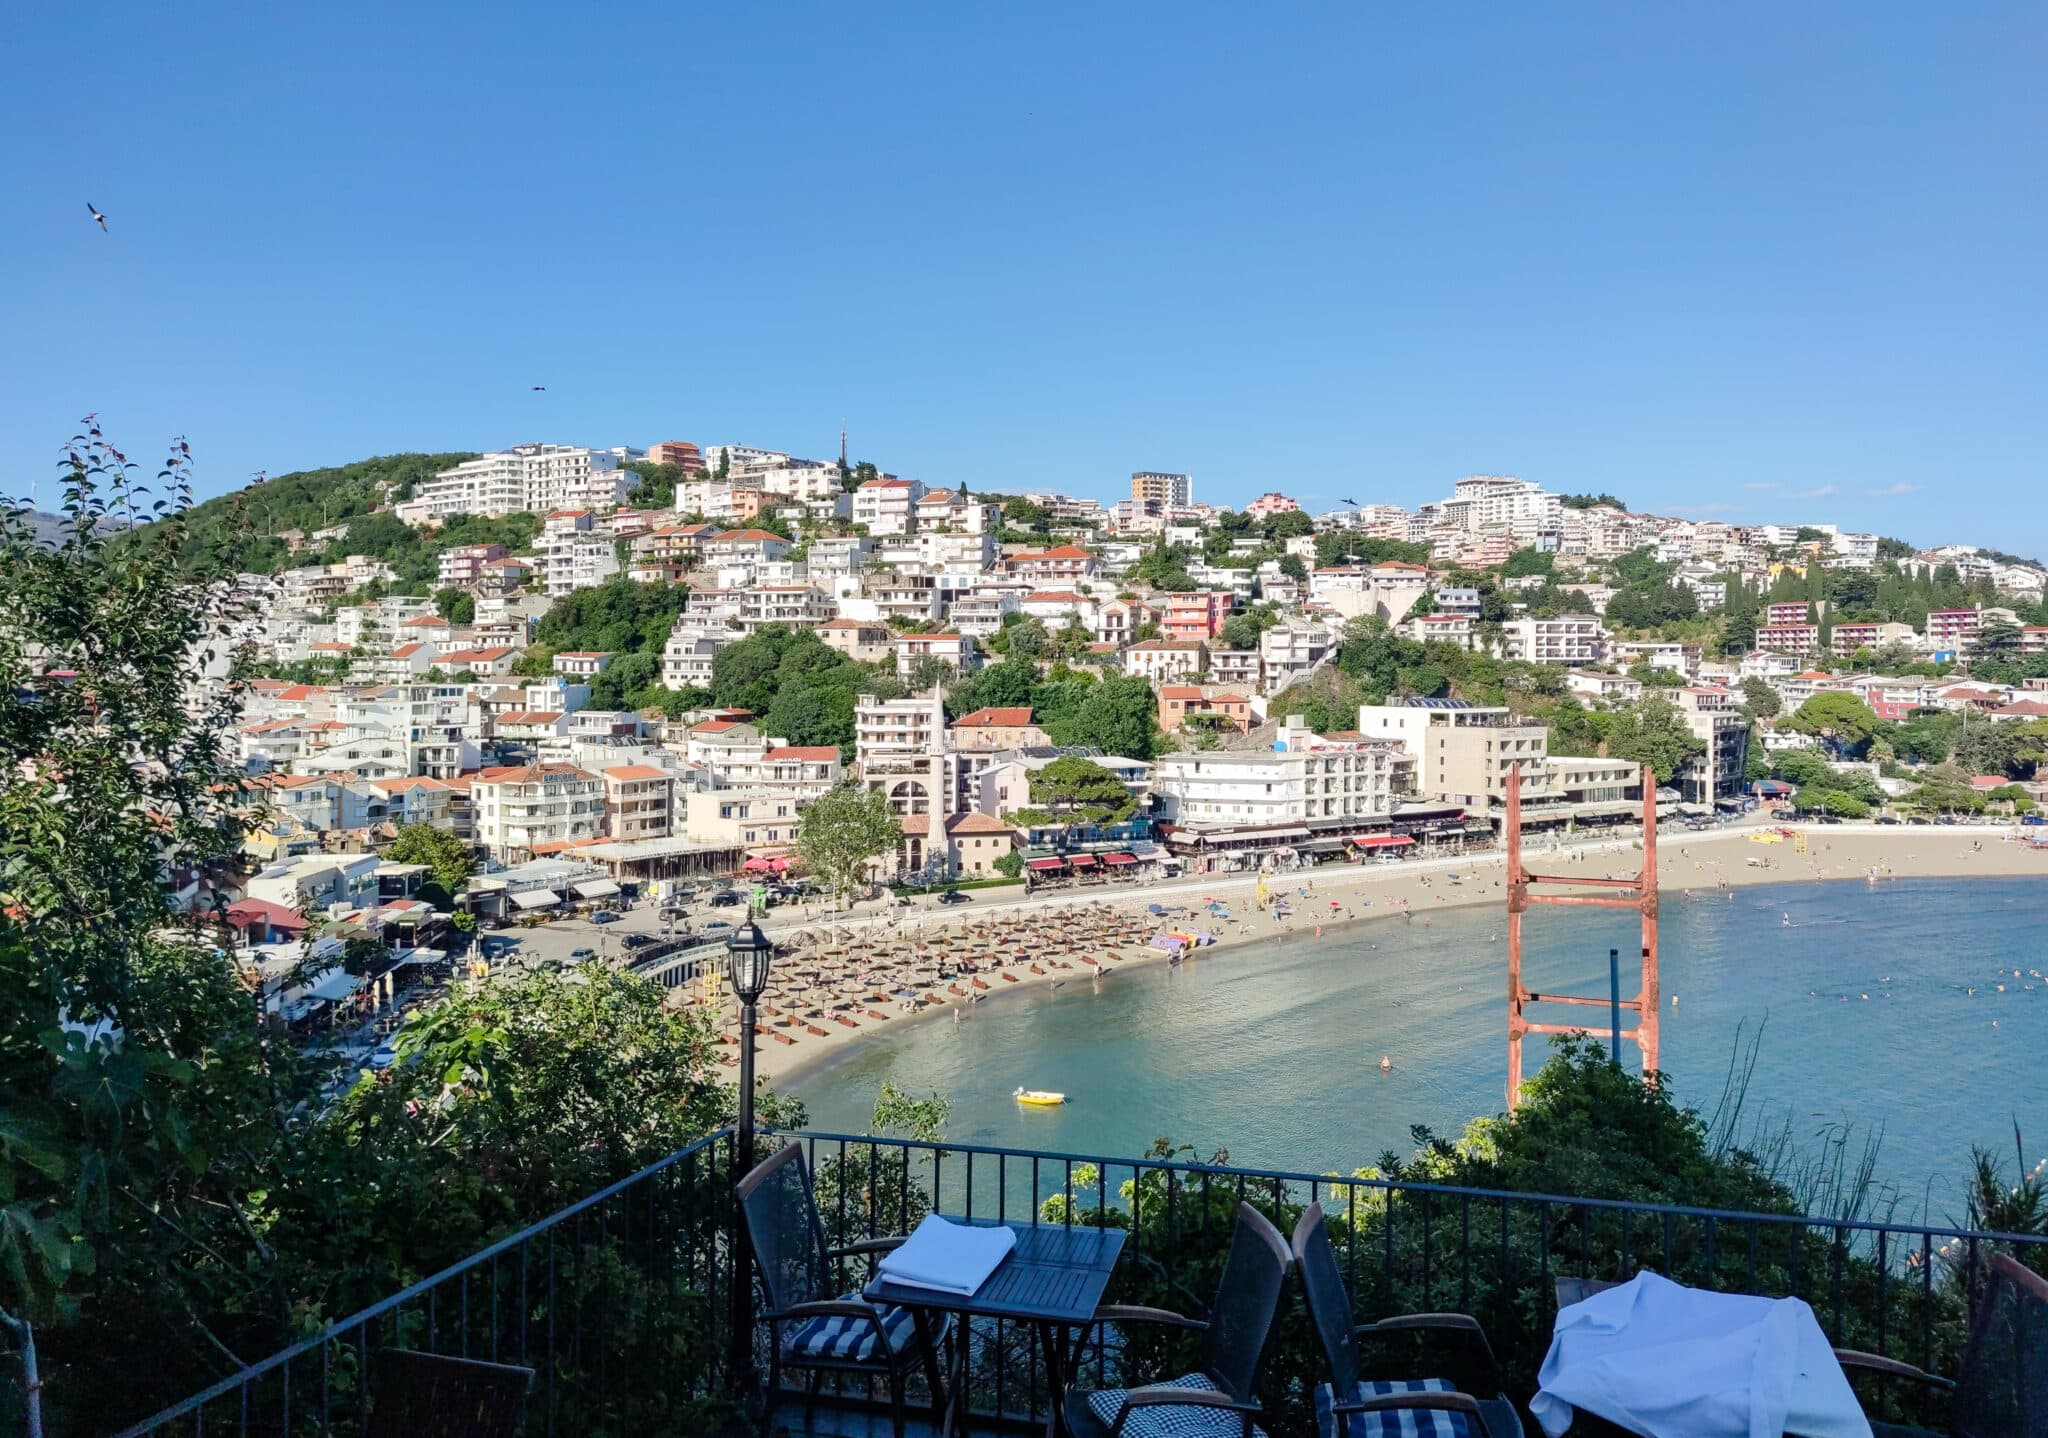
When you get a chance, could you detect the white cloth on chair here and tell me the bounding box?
[1531,1271,1871,1438]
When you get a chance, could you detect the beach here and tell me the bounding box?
[709,821,2048,1085]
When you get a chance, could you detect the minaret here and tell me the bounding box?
[840,423,848,470]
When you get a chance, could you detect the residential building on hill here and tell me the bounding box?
[1131,471,1192,507]
[414,445,630,521]
[471,763,605,861]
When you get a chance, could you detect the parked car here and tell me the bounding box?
[700,920,734,936]
[620,933,654,950]
[568,947,597,962]
[590,910,621,925]
[936,890,973,905]
[709,890,744,908]
[367,1039,400,1071]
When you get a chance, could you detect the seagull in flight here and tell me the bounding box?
[530,385,546,391]
[1341,497,1359,506]
[87,203,108,232]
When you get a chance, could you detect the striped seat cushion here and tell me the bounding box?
[1316,1379,1476,1438]
[781,1295,941,1365]
[1085,1371,1269,1438]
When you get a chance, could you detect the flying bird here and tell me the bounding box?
[530,385,546,391]
[87,203,108,232]
[1341,497,1359,506]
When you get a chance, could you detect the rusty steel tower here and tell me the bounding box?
[1503,762,1660,1108]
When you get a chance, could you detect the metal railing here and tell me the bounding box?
[114,1126,2048,1436]
[113,1130,741,1438]
[782,1128,2048,1433]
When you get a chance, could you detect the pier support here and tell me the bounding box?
[1504,763,1660,1109]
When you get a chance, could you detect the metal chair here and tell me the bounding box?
[734,1142,948,1438]
[1062,1200,1291,1438]
[1294,1202,1524,1438]
[1834,1254,2048,1438]
[366,1349,533,1438]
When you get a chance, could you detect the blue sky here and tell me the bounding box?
[4,5,2044,553]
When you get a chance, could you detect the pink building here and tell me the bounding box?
[1244,492,1300,518]
[647,441,705,471]
[1161,591,1236,642]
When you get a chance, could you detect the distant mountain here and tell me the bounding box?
[8,507,116,548]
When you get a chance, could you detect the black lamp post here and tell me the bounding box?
[725,918,774,1394]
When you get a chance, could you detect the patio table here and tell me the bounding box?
[863,1218,1127,1438]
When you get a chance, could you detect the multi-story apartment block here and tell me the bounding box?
[438,544,507,587]
[1494,616,1605,665]
[1403,613,1476,648]
[1123,639,1208,683]
[894,632,978,679]
[814,617,892,664]
[851,477,926,535]
[600,764,676,843]
[1763,601,1815,627]
[646,440,705,471]
[1756,622,1822,656]
[1244,492,1299,518]
[415,445,629,520]
[1830,621,1918,657]
[1356,697,1637,830]
[946,593,1018,637]
[738,585,835,633]
[470,763,605,861]
[1670,687,1751,804]
[1308,563,1429,623]
[1160,591,1235,642]
[1003,545,1099,584]
[947,707,1052,752]
[1131,471,1192,507]
[1152,731,1410,831]
[1258,618,1335,690]
[1927,606,2019,653]
[1606,641,1701,680]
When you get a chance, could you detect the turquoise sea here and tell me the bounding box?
[791,877,2048,1215]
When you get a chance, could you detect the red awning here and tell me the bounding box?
[1027,857,1068,871]
[742,855,789,872]
[1351,835,1416,849]
[1069,853,1100,868]
[1101,853,1138,865]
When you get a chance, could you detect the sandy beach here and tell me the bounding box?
[705,821,2048,1085]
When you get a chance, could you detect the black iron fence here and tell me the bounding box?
[112,1130,741,1438]
[114,1126,2048,1436]
[784,1128,2048,1434]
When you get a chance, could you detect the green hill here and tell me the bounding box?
[146,452,477,580]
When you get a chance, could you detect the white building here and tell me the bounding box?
[1494,616,1606,666]
[1152,736,1410,830]
[852,477,927,535]
[414,445,631,520]
[470,763,605,861]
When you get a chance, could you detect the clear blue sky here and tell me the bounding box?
[4,5,2044,553]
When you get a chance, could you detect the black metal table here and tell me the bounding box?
[863,1219,1127,1438]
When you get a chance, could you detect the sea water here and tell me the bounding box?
[792,877,2048,1214]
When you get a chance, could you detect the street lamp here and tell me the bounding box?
[725,918,774,1395]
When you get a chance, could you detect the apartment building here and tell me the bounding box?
[1123,639,1208,683]
[1157,686,1254,734]
[894,632,978,678]
[1927,606,2019,653]
[601,765,676,843]
[542,531,620,597]
[1495,616,1605,665]
[1244,492,1299,518]
[647,440,705,471]
[1756,622,1821,656]
[438,544,507,587]
[1160,591,1235,642]
[1259,618,1335,689]
[948,707,1052,752]
[470,763,605,861]
[1403,613,1476,648]
[661,624,728,691]
[1606,641,1701,680]
[946,593,1018,637]
[851,477,926,535]
[415,445,629,520]
[1307,563,1429,623]
[1131,471,1192,507]
[1152,737,1409,831]
[816,617,892,663]
[1004,545,1099,584]
[1830,621,1918,657]
[739,585,835,633]
[1671,687,1751,804]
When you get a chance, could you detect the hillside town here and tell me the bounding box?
[159,437,2048,1023]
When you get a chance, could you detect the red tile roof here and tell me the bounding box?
[602,764,670,780]
[946,812,1014,835]
[953,707,1035,728]
[764,746,841,761]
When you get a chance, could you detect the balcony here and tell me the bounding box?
[116,1128,2048,1438]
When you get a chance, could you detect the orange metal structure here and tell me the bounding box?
[1503,762,1660,1108]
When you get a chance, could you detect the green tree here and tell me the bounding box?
[384,821,476,893]
[1051,674,1159,759]
[796,784,902,900]
[432,586,476,624]
[1785,692,1880,755]
[1604,695,1706,781]
[1500,548,1555,579]
[1017,756,1137,828]
[1740,677,1782,718]
[1975,618,2024,664]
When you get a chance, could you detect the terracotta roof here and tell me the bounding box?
[225,897,310,930]
[1013,544,1094,561]
[859,478,915,489]
[946,812,1014,835]
[819,617,880,630]
[497,710,565,724]
[474,763,594,784]
[715,529,791,543]
[953,707,1035,728]
[764,746,841,761]
[897,814,929,834]
[691,720,741,733]
[1159,686,1204,700]
[370,776,451,793]
[389,643,427,658]
[1024,590,1086,604]
[555,650,613,659]
[400,615,450,627]
[602,764,670,780]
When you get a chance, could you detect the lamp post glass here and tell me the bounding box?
[725,920,773,1003]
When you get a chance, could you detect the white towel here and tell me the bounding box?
[876,1215,1018,1297]
[1531,1271,1871,1438]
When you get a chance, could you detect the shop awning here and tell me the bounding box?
[1026,857,1068,872]
[573,878,621,899]
[1351,835,1416,849]
[1101,853,1139,865]
[1297,838,1351,854]
[742,856,789,873]
[1068,853,1099,868]
[307,970,364,1003]
[509,888,561,910]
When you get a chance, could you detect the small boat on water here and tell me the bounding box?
[1014,1088,1066,1107]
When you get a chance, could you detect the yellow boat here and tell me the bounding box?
[1014,1088,1066,1107]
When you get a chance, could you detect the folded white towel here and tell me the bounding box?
[877,1215,1018,1296]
